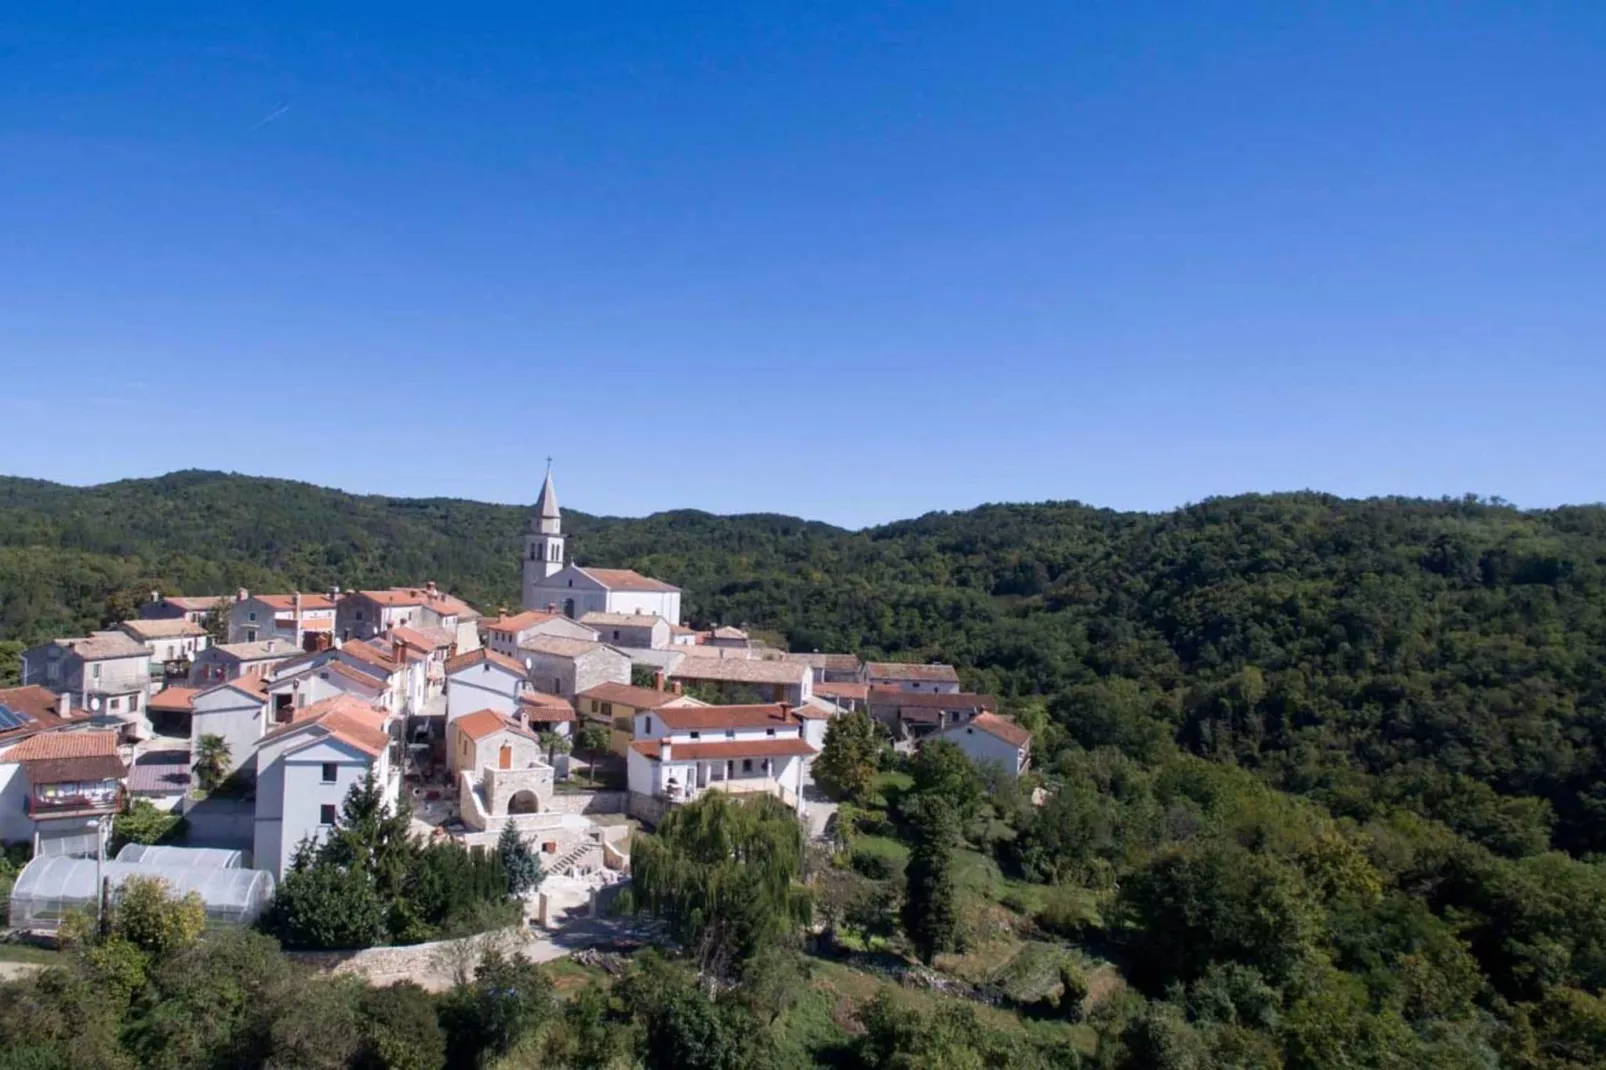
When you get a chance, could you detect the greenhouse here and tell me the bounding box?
[115,844,243,869]
[6,856,275,931]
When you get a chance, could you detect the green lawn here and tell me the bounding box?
[0,943,62,965]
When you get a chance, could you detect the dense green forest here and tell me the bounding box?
[4,469,1606,1067]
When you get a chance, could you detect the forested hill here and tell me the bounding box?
[5,470,1606,850]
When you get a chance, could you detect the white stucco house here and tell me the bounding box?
[482,610,597,657]
[444,648,529,723]
[627,703,816,817]
[116,618,211,670]
[190,676,270,778]
[335,584,481,651]
[189,638,300,687]
[252,696,397,880]
[936,712,1032,779]
[226,590,337,648]
[862,661,962,694]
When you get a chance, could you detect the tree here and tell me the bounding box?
[907,738,985,823]
[439,949,557,1066]
[110,800,187,854]
[200,601,230,646]
[814,711,881,803]
[111,876,206,959]
[355,982,446,1070]
[191,734,232,795]
[626,792,810,976]
[265,858,388,950]
[901,793,961,964]
[497,823,543,898]
[538,729,572,766]
[573,721,612,774]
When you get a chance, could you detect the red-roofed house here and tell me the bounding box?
[253,696,397,879]
[444,647,530,723]
[227,590,337,649]
[0,728,126,851]
[447,710,555,834]
[937,713,1032,778]
[626,702,817,819]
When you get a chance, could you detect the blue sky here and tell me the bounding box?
[2,2,1602,527]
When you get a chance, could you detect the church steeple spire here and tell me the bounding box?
[533,458,561,534]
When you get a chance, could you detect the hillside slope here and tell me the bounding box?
[3,472,1606,850]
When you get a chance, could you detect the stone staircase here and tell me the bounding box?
[542,838,600,875]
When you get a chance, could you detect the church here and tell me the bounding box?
[520,468,683,626]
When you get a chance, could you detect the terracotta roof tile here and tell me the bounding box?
[650,703,798,731]
[630,737,815,761]
[520,635,617,660]
[453,709,541,743]
[868,688,995,711]
[864,661,961,683]
[446,647,528,677]
[576,568,679,593]
[578,682,686,709]
[118,618,208,640]
[960,712,1032,748]
[1,729,119,763]
[814,682,869,701]
[255,593,338,611]
[484,610,561,633]
[668,658,808,686]
[148,687,201,712]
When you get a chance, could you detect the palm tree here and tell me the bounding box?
[192,734,233,795]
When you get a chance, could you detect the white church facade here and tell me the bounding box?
[520,468,683,626]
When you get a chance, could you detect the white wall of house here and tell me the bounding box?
[590,618,670,650]
[485,617,596,658]
[445,663,524,722]
[938,723,1028,778]
[604,590,681,625]
[254,734,384,880]
[190,686,268,776]
[0,762,32,844]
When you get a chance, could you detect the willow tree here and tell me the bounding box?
[627,792,811,976]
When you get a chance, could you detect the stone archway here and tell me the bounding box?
[508,790,541,815]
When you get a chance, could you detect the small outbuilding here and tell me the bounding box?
[6,854,274,931]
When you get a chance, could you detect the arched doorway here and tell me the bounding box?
[508,790,540,814]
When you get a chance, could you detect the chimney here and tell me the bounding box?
[660,740,672,762]
[293,591,304,650]
[671,681,683,695]
[653,670,666,691]
[426,580,438,599]
[393,638,404,666]
[59,692,71,718]
[547,603,557,614]
[237,588,249,603]
[149,590,160,604]
[266,639,277,653]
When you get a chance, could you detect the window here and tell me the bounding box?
[130,694,139,712]
[245,629,256,642]
[689,731,700,740]
[742,759,753,773]
[643,716,652,735]
[600,702,613,718]
[319,804,337,826]
[248,611,257,622]
[725,730,735,739]
[355,611,364,621]
[91,663,101,680]
[766,728,775,737]
[109,697,121,711]
[552,677,561,694]
[321,762,338,784]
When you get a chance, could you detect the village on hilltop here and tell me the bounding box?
[0,468,1031,933]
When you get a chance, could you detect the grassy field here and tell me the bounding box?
[0,943,62,965]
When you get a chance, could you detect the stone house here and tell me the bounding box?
[20,632,155,740]
[189,638,299,687]
[226,591,337,648]
[578,612,670,650]
[862,661,962,694]
[448,710,555,835]
[482,610,597,658]
[518,636,631,700]
[667,655,813,706]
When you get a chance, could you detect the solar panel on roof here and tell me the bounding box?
[0,704,33,731]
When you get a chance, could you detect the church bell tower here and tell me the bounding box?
[522,462,564,609]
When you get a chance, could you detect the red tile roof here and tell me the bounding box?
[262,695,390,757]
[868,688,995,711]
[520,694,576,723]
[445,647,528,677]
[864,662,961,683]
[962,713,1032,748]
[577,567,679,593]
[814,682,869,701]
[0,686,72,732]
[630,737,815,761]
[454,709,541,743]
[256,593,338,611]
[1,729,119,762]
[484,610,562,633]
[650,704,798,732]
[148,687,201,713]
[577,682,685,709]
[668,658,808,686]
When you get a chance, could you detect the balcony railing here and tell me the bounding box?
[29,782,122,817]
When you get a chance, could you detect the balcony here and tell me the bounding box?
[28,780,122,819]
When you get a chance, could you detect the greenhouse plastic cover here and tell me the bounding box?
[115,844,243,869]
[6,856,275,928]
